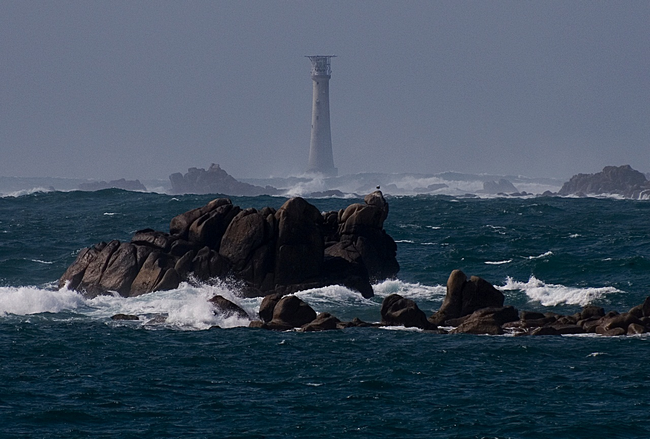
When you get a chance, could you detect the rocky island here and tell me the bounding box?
[60,191,398,300]
[558,165,650,199]
[169,163,280,196]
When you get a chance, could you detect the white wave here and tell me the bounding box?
[378,325,423,332]
[485,259,512,265]
[501,276,621,307]
[294,284,376,310]
[395,239,415,244]
[30,259,55,265]
[0,187,55,198]
[86,282,253,330]
[527,251,553,260]
[0,286,85,315]
[373,279,446,301]
[0,282,256,330]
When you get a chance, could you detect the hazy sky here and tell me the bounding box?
[1,1,648,180]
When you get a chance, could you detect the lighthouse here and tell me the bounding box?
[306,55,337,176]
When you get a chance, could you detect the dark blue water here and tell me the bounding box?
[1,190,649,438]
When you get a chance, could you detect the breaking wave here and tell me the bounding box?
[501,276,622,307]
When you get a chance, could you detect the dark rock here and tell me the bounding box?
[325,191,399,282]
[153,267,180,292]
[482,179,519,194]
[173,250,195,279]
[267,295,317,329]
[301,313,341,332]
[78,178,146,192]
[322,256,373,298]
[58,243,106,290]
[131,229,175,251]
[219,209,266,264]
[130,251,170,296]
[548,324,584,335]
[77,240,121,298]
[521,311,546,321]
[111,314,139,321]
[450,306,518,335]
[452,319,503,335]
[169,198,232,239]
[208,295,248,319]
[274,197,324,286]
[558,165,650,199]
[580,305,605,320]
[259,293,283,323]
[169,164,280,196]
[596,327,626,337]
[531,326,562,336]
[430,270,504,324]
[627,323,646,335]
[337,317,374,328]
[188,203,241,249]
[600,313,641,332]
[98,242,140,296]
[61,191,400,301]
[380,294,434,330]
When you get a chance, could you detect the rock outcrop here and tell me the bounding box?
[380,294,436,330]
[428,269,505,325]
[482,179,519,194]
[78,178,147,192]
[169,164,280,196]
[558,165,650,199]
[59,191,398,300]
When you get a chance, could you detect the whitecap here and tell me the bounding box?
[0,286,85,315]
[294,284,376,310]
[373,279,446,301]
[527,251,553,260]
[378,325,423,332]
[485,259,512,265]
[86,282,253,330]
[501,275,621,307]
[30,259,55,265]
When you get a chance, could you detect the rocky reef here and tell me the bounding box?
[59,191,398,299]
[78,178,147,192]
[169,164,280,196]
[240,268,650,336]
[558,165,650,199]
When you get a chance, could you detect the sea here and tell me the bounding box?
[1,174,649,438]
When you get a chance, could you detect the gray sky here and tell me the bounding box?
[1,1,648,180]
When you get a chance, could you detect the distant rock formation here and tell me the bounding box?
[169,164,280,196]
[558,165,650,199]
[482,179,519,194]
[59,191,398,300]
[78,179,146,192]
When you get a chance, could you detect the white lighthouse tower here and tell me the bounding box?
[306,55,337,176]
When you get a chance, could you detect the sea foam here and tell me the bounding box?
[502,276,621,307]
[0,286,85,315]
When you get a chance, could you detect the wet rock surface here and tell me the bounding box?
[59,191,398,300]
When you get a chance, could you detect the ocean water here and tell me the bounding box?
[1,189,650,438]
